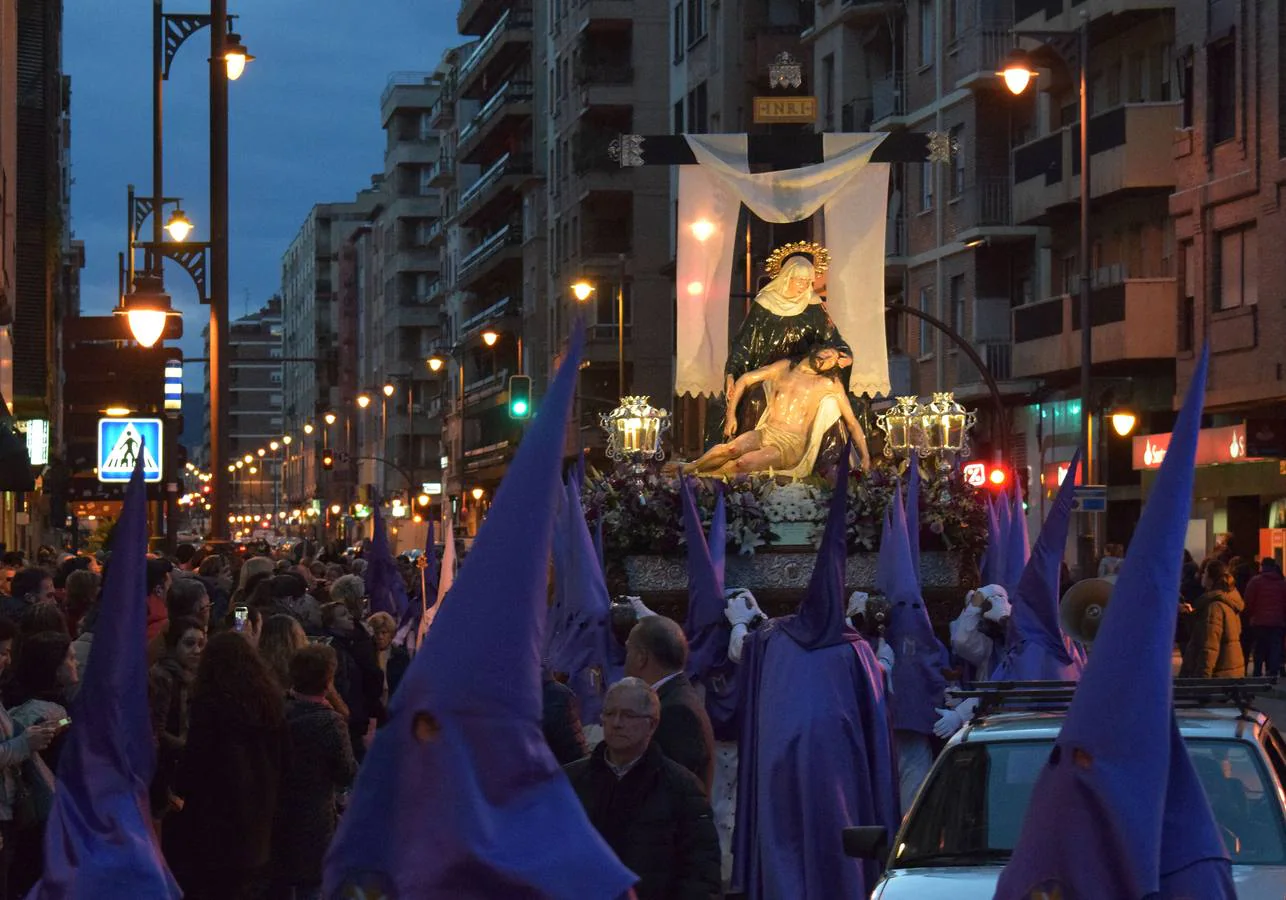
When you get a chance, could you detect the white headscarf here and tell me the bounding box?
[753,256,822,317]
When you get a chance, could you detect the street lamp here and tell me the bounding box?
[222,31,254,80]
[324,412,337,426]
[357,393,372,409]
[1110,409,1138,438]
[116,274,175,348]
[471,487,485,501]
[571,280,595,302]
[481,330,499,348]
[303,422,315,435]
[382,383,395,398]
[1000,19,1093,576]
[426,355,445,373]
[281,434,292,446]
[164,207,194,242]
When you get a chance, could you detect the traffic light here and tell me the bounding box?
[508,375,532,419]
[321,449,335,471]
[1016,465,1031,511]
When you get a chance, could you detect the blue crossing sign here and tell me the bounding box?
[1072,485,1108,513]
[97,418,164,483]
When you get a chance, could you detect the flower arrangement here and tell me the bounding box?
[580,459,989,563]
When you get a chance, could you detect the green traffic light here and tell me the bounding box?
[512,399,529,416]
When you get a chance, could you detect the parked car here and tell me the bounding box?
[847,683,1286,899]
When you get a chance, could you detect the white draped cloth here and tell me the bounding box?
[675,133,893,399]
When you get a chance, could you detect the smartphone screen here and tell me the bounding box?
[234,606,249,632]
[56,717,71,728]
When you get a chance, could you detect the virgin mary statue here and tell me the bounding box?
[720,253,854,459]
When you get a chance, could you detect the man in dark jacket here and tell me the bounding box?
[564,678,722,900]
[319,602,383,762]
[625,615,715,795]
[1245,557,1286,678]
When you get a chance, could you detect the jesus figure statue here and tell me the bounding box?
[685,347,872,477]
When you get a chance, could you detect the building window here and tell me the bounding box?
[270,371,283,384]
[687,0,707,46]
[919,0,934,67]
[673,3,684,61]
[673,99,684,134]
[948,0,962,41]
[1215,227,1258,310]
[1060,254,1077,295]
[687,82,708,133]
[1208,37,1236,144]
[596,283,633,326]
[1179,241,1195,351]
[1179,52,1194,127]
[950,274,966,336]
[419,167,434,196]
[949,126,964,197]
[920,163,934,211]
[918,287,933,356]
[821,55,835,132]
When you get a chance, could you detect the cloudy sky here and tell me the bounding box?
[65,3,457,385]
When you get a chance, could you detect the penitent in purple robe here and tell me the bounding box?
[731,453,900,899]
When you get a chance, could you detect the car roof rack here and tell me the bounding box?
[949,678,1277,716]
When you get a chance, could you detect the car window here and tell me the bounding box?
[894,738,1286,869]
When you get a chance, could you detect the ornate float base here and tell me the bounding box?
[616,549,973,634]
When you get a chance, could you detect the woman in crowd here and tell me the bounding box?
[1180,559,1246,678]
[148,616,206,828]
[0,617,57,900]
[365,611,410,704]
[165,631,288,899]
[270,644,357,900]
[318,600,382,762]
[62,568,100,640]
[5,630,77,894]
[260,614,308,695]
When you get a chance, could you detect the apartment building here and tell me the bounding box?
[351,75,448,511]
[278,194,380,509]
[12,0,72,550]
[547,0,672,452]
[444,0,541,523]
[223,298,283,517]
[1164,0,1286,559]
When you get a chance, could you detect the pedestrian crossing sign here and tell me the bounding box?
[97,418,163,483]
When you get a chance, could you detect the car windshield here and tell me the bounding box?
[894,738,1286,868]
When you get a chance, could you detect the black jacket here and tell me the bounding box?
[542,677,589,765]
[654,673,715,795]
[323,629,384,733]
[564,742,722,900]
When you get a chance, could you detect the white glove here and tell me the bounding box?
[724,588,765,628]
[627,596,658,619]
[933,697,979,739]
[846,591,870,618]
[728,623,749,664]
[876,638,895,673]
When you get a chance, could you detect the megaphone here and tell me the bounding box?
[1059,575,1116,644]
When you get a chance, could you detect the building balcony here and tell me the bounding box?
[1012,101,1181,224]
[951,25,1015,91]
[871,73,907,131]
[576,0,634,25]
[575,62,634,113]
[1014,0,1169,32]
[391,299,445,330]
[1011,278,1178,379]
[429,85,456,130]
[391,246,441,275]
[955,338,1014,386]
[457,4,533,99]
[385,194,441,223]
[456,151,534,229]
[803,0,902,42]
[457,0,507,38]
[386,139,439,170]
[463,368,510,405]
[428,154,455,187]
[424,219,447,249]
[457,223,523,289]
[459,295,516,343]
[457,80,534,164]
[950,176,1040,245]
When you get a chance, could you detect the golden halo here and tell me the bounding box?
[764,241,831,277]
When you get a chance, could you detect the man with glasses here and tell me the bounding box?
[564,678,721,899]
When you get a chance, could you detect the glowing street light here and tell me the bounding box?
[571,281,595,302]
[164,208,194,242]
[998,48,1038,95]
[303,422,315,434]
[426,354,446,373]
[223,32,255,81]
[382,383,396,398]
[324,412,337,426]
[357,393,372,409]
[481,330,499,348]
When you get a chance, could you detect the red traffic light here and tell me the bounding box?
[988,468,1008,487]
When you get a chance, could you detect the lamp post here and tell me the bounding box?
[570,267,627,398]
[1000,16,1093,576]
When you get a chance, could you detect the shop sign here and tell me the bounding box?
[1132,424,1252,470]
